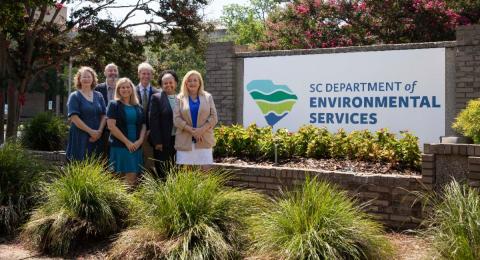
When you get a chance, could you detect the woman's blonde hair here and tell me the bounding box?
[114,78,139,106]
[179,70,205,97]
[74,66,98,90]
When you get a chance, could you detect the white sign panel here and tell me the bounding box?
[243,48,445,145]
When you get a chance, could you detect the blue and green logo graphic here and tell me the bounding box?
[246,80,298,126]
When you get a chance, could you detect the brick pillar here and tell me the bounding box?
[421,153,435,191]
[455,24,480,113]
[468,156,480,188]
[205,42,236,125]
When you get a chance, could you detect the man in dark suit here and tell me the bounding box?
[137,62,159,172]
[95,63,118,104]
[95,63,119,158]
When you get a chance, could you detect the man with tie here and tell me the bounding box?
[136,62,159,172]
[95,63,119,157]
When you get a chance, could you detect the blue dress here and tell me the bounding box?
[109,105,144,173]
[66,91,106,161]
[189,96,200,142]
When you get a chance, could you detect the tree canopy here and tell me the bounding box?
[258,0,473,50]
[221,0,280,46]
[0,0,210,140]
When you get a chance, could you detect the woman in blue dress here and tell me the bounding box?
[107,78,146,186]
[66,66,106,161]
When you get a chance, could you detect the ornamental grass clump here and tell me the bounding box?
[21,157,130,256]
[0,141,45,237]
[249,178,393,260]
[108,167,268,259]
[424,180,480,260]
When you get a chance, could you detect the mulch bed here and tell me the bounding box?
[0,232,432,260]
[388,232,432,260]
[215,157,420,175]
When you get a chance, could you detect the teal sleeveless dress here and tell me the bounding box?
[109,105,143,173]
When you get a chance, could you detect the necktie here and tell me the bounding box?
[142,88,148,111]
[108,86,113,101]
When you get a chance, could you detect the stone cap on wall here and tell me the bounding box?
[424,143,480,156]
[235,41,456,58]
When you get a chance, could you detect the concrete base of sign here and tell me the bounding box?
[440,136,473,144]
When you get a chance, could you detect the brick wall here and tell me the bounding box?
[205,42,236,125]
[29,150,66,166]
[219,163,429,230]
[455,24,480,113]
[31,149,431,229]
[423,143,480,189]
[35,144,480,230]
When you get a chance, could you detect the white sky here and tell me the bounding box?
[204,0,250,20]
[67,0,250,35]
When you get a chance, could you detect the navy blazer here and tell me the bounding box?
[106,100,145,148]
[95,83,109,105]
[137,85,159,129]
[149,91,174,148]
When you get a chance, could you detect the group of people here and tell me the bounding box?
[66,62,218,185]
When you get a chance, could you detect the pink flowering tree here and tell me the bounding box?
[260,0,374,50]
[364,0,467,43]
[259,0,469,50]
[445,0,480,24]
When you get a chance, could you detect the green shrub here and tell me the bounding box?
[330,129,349,159]
[109,167,268,259]
[22,112,68,151]
[292,125,320,157]
[21,158,130,256]
[213,125,229,158]
[0,141,45,237]
[396,131,421,170]
[214,124,265,159]
[453,99,480,143]
[306,127,332,159]
[249,178,393,259]
[373,128,398,164]
[424,180,480,260]
[244,124,268,159]
[224,124,249,157]
[213,124,421,171]
[347,130,376,161]
[258,128,295,161]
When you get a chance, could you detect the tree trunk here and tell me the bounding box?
[5,81,18,140]
[0,34,7,144]
[44,92,49,111]
[55,94,60,115]
[0,89,4,145]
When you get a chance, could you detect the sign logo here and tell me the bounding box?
[246,80,298,126]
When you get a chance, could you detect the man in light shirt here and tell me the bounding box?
[136,62,160,172]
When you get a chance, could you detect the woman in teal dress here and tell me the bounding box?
[107,78,146,186]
